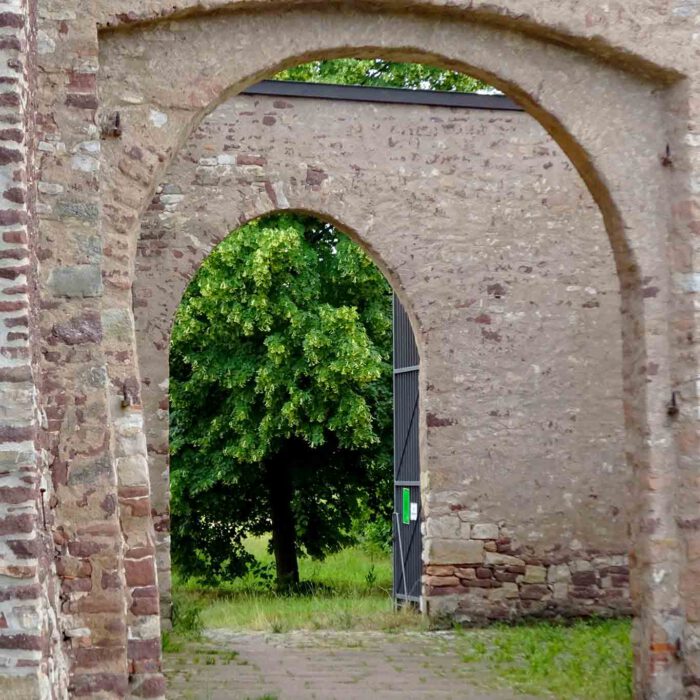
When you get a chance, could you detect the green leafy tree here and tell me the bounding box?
[276,58,488,92]
[170,214,393,589]
[172,59,483,588]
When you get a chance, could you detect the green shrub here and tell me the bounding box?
[172,595,204,638]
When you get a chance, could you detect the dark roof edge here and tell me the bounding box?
[241,80,524,112]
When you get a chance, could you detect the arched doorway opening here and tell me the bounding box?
[167,210,412,600]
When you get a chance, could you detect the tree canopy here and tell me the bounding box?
[276,58,488,92]
[170,214,393,588]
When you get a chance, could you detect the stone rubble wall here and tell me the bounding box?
[424,525,630,621]
[95,8,698,695]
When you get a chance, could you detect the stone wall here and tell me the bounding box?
[0,1,696,698]
[91,8,697,694]
[135,87,630,626]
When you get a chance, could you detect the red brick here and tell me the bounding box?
[0,146,21,164]
[67,540,107,557]
[125,558,156,587]
[2,230,26,244]
[0,425,34,442]
[65,94,99,110]
[0,634,42,650]
[0,92,19,107]
[0,513,33,535]
[70,672,129,696]
[128,638,161,661]
[62,577,93,594]
[130,594,159,616]
[7,539,39,558]
[0,486,36,504]
[520,584,548,600]
[0,13,23,27]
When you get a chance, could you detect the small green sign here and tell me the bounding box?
[402,488,410,525]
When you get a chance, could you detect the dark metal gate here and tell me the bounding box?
[392,294,421,604]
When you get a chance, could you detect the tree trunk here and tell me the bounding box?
[266,461,299,591]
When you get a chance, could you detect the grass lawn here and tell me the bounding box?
[453,618,633,700]
[172,536,421,633]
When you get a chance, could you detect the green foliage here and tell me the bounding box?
[171,595,204,639]
[276,58,487,92]
[351,500,393,555]
[170,214,393,583]
[171,58,491,586]
[161,631,183,654]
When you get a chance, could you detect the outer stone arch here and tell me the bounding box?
[83,5,684,698]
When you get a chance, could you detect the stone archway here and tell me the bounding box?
[19,3,696,699]
[93,11,680,696]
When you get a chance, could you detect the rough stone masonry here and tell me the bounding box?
[135,85,630,629]
[0,1,699,699]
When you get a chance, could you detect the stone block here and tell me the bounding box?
[488,586,511,602]
[552,583,569,599]
[424,575,461,587]
[547,564,571,584]
[471,523,499,540]
[523,565,547,584]
[454,567,476,580]
[425,515,461,539]
[570,559,593,573]
[116,455,150,487]
[484,551,525,567]
[501,582,520,598]
[124,558,156,587]
[48,264,102,297]
[520,584,548,601]
[426,538,484,565]
[102,308,134,343]
[571,570,597,586]
[54,199,98,221]
[426,595,460,618]
[424,565,455,576]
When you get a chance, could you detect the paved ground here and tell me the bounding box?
[164,629,541,700]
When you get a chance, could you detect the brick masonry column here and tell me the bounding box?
[100,113,171,700]
[0,0,68,697]
[34,1,130,696]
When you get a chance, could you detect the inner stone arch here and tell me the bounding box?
[134,81,628,633]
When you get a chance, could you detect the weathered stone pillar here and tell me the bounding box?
[99,95,169,700]
[34,0,129,696]
[666,75,700,699]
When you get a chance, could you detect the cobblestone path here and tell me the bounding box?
[164,629,541,700]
